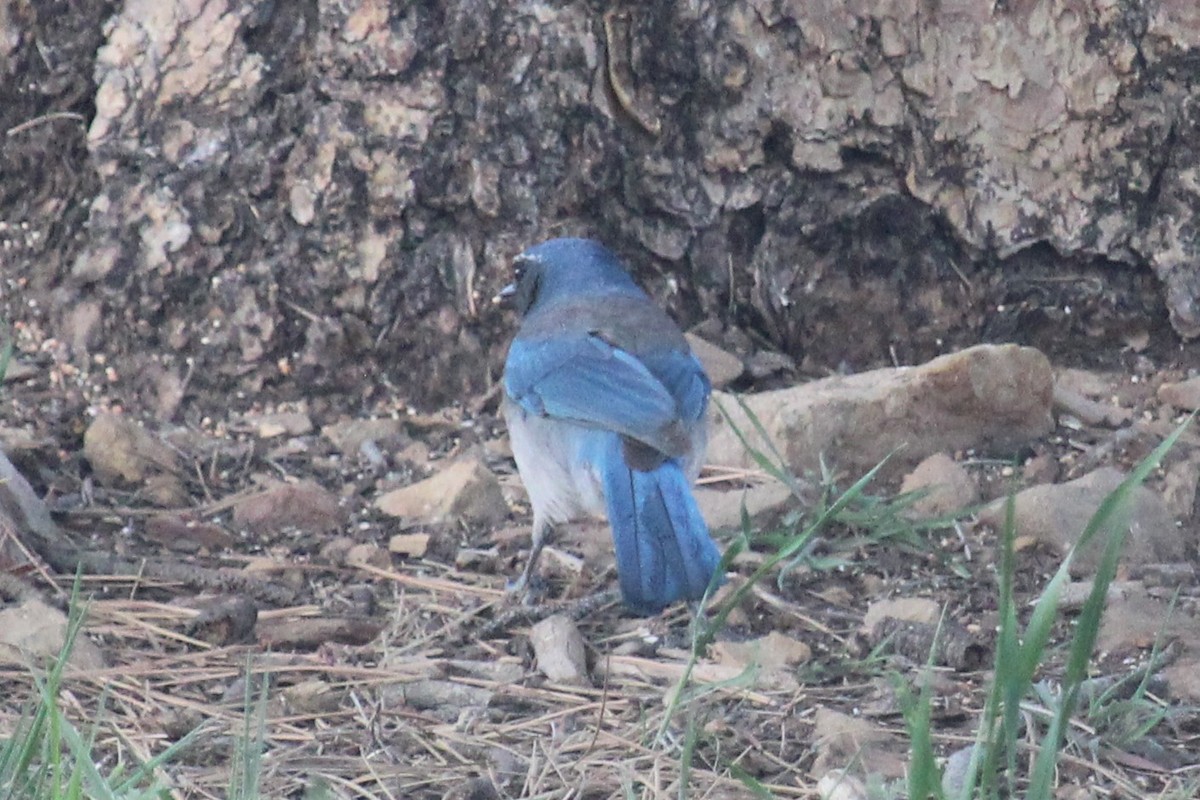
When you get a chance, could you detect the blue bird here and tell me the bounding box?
[499,237,722,615]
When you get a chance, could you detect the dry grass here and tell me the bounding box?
[2,564,827,799]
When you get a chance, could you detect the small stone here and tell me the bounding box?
[83,412,180,485]
[1096,589,1193,655]
[318,535,356,565]
[322,417,407,456]
[242,410,313,438]
[685,332,743,388]
[898,453,979,517]
[142,473,189,507]
[283,679,343,715]
[1163,657,1200,704]
[143,514,236,552]
[388,532,430,557]
[713,630,811,672]
[529,615,589,685]
[377,457,507,526]
[818,770,869,800]
[345,543,391,569]
[693,481,795,531]
[1022,452,1060,484]
[233,479,344,534]
[862,596,941,633]
[1161,455,1200,519]
[745,349,795,379]
[0,597,106,670]
[977,467,1184,577]
[1052,384,1132,427]
[1157,376,1200,410]
[812,708,905,779]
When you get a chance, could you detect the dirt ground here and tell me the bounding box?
[3,3,1200,800]
[4,310,1200,799]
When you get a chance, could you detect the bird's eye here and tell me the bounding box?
[513,254,534,281]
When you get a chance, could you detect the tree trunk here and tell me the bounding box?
[3,0,1198,413]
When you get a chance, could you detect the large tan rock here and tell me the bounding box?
[707,344,1053,478]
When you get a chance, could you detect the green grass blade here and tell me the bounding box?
[716,396,808,498]
[1027,415,1193,797]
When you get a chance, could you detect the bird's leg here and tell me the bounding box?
[508,517,553,601]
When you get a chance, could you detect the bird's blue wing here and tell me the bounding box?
[505,333,684,453]
[640,349,711,424]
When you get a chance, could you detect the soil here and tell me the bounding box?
[2,4,1200,799]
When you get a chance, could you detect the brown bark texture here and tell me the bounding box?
[2,0,1198,413]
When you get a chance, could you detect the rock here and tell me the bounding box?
[1052,383,1132,427]
[377,458,506,527]
[388,532,430,558]
[142,473,189,507]
[708,345,1053,479]
[0,426,50,454]
[318,535,356,565]
[143,514,236,553]
[232,479,343,534]
[746,350,795,380]
[322,417,407,456]
[83,412,180,485]
[387,680,495,717]
[685,333,743,388]
[282,679,343,715]
[1055,367,1112,399]
[1157,376,1200,410]
[1022,452,1060,485]
[1,359,38,383]
[0,596,106,670]
[1161,455,1200,519]
[240,410,313,438]
[345,543,391,570]
[898,453,979,517]
[693,481,795,531]
[940,746,975,799]
[862,597,941,633]
[817,770,869,800]
[1163,657,1200,704]
[1096,588,1195,656]
[811,707,905,780]
[977,467,1184,577]
[529,615,589,685]
[1057,579,1139,612]
[712,630,811,691]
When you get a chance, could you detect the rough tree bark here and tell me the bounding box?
[2,0,1198,414]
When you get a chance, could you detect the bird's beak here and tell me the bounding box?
[493,282,517,306]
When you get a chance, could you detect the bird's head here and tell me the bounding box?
[497,238,642,316]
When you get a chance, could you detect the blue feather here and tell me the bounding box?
[596,435,722,615]
[505,334,687,456]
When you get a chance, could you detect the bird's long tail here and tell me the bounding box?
[598,436,722,615]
